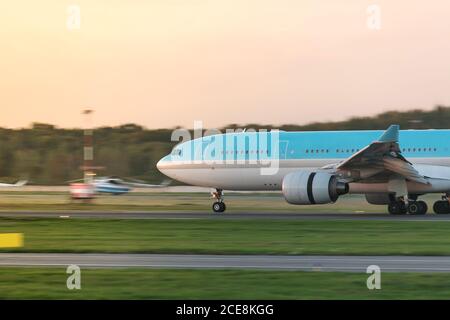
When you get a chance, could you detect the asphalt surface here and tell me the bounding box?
[1,211,450,220]
[1,253,450,272]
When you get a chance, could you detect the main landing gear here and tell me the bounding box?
[388,195,450,215]
[388,198,428,215]
[212,189,226,213]
[433,196,450,214]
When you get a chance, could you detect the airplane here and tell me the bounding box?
[0,180,28,187]
[157,125,450,215]
[69,176,171,195]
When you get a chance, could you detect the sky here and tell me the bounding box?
[2,0,450,129]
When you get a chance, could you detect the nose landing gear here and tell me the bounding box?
[211,189,226,213]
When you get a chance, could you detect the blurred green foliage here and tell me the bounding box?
[0,123,175,184]
[1,267,450,299]
[0,106,449,184]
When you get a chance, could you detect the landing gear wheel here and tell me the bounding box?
[407,202,419,215]
[417,201,428,215]
[408,201,427,215]
[433,200,450,214]
[212,202,225,213]
[388,202,399,214]
[388,201,407,215]
[399,202,407,214]
[211,189,226,213]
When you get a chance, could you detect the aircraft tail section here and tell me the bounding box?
[14,180,28,187]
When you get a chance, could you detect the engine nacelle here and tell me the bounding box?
[282,171,349,205]
[365,193,392,205]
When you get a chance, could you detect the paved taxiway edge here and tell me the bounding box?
[1,253,450,272]
[1,211,450,221]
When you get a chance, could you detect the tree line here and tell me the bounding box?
[0,106,449,185]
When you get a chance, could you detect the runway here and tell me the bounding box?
[1,253,450,272]
[1,211,450,221]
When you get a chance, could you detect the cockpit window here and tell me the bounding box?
[171,148,182,156]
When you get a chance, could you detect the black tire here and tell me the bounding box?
[388,202,407,215]
[433,201,450,214]
[407,202,420,215]
[417,201,428,215]
[212,202,223,213]
[408,201,427,215]
[388,202,400,215]
[212,202,226,213]
[399,202,407,214]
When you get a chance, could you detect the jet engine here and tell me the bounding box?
[282,171,349,205]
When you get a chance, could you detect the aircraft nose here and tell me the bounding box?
[156,155,170,173]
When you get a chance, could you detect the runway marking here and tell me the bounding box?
[0,233,23,248]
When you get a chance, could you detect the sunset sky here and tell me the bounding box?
[2,0,450,129]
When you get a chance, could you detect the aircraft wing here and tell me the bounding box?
[336,125,428,184]
[0,180,28,187]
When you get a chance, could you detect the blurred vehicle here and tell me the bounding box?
[69,183,95,200]
[69,176,171,196]
[158,125,450,214]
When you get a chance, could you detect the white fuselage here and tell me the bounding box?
[158,158,450,193]
[157,129,450,195]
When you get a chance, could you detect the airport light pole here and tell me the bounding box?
[82,109,94,184]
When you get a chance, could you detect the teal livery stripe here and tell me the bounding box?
[165,129,450,163]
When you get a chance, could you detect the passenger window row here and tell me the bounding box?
[220,150,269,155]
[304,147,438,154]
[306,149,361,154]
[402,147,437,152]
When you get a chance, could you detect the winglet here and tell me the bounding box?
[378,125,399,143]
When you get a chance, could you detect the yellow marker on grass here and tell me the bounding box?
[0,233,24,248]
